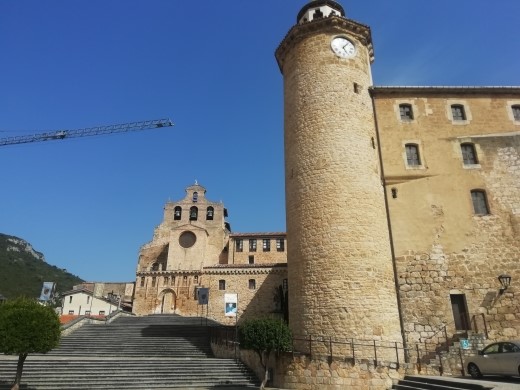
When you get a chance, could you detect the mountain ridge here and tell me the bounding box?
[0,233,84,299]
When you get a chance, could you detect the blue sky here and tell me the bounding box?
[1,1,519,284]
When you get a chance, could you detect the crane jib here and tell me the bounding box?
[0,118,174,147]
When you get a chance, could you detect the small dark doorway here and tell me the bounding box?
[450,294,470,331]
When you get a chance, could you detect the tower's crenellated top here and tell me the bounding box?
[297,0,345,24]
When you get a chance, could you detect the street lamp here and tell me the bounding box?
[498,274,512,294]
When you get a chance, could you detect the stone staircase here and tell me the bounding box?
[393,376,492,390]
[0,314,259,389]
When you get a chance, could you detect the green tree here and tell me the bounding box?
[0,298,61,390]
[239,318,292,389]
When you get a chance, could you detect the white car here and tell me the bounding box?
[465,341,520,378]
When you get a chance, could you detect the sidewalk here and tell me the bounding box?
[431,375,520,390]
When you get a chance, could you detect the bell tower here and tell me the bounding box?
[275,1,403,343]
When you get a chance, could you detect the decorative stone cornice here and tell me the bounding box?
[203,263,287,275]
[371,86,520,96]
[275,15,373,73]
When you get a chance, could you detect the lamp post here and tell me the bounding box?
[498,274,512,294]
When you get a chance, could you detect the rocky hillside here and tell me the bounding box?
[0,233,84,299]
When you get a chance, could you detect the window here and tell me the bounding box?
[262,239,271,252]
[471,190,490,215]
[249,239,257,252]
[69,296,72,303]
[451,104,466,121]
[502,343,520,353]
[140,277,145,287]
[99,310,106,315]
[405,144,421,166]
[236,239,243,252]
[276,238,285,252]
[482,343,500,355]
[86,296,90,304]
[206,207,214,220]
[219,279,226,290]
[193,192,198,202]
[174,206,182,220]
[151,277,156,287]
[163,277,169,286]
[189,206,198,221]
[194,275,199,284]
[151,263,159,271]
[249,279,256,290]
[183,275,188,286]
[68,310,74,315]
[85,310,91,315]
[248,255,254,264]
[512,105,520,121]
[461,143,478,165]
[399,104,414,120]
[171,276,175,286]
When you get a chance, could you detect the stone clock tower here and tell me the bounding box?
[275,1,403,343]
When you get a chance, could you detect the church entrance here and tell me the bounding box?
[160,290,176,314]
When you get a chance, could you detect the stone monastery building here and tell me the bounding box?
[133,0,520,350]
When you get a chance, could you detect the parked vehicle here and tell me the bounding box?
[465,341,520,378]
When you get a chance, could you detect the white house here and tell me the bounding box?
[61,287,119,316]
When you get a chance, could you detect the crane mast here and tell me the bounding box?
[0,118,173,147]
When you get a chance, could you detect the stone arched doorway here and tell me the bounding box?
[159,289,176,314]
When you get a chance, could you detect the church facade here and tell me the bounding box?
[133,0,519,351]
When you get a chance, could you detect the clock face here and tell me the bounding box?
[331,37,356,59]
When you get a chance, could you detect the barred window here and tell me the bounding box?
[451,104,466,121]
[471,190,490,215]
[461,143,478,165]
[399,104,414,120]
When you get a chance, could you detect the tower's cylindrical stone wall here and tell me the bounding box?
[277,19,403,343]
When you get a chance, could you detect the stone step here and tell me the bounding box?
[393,376,491,390]
[0,315,258,389]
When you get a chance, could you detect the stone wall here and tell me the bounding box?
[228,234,287,265]
[212,341,410,390]
[204,265,287,326]
[373,91,520,346]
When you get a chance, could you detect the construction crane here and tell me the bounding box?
[0,118,173,147]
